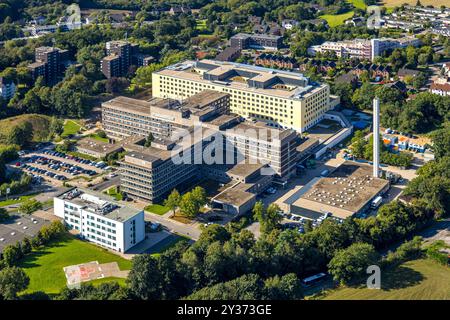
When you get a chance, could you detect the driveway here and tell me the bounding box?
[144,212,201,240]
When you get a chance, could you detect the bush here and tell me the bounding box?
[18,198,42,215]
[384,236,423,267]
[328,243,380,286]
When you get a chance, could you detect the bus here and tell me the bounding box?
[301,272,328,287]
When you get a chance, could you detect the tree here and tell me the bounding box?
[127,254,162,300]
[18,199,42,215]
[186,274,264,300]
[143,132,154,147]
[0,267,29,300]
[263,273,303,300]
[328,243,380,285]
[48,117,64,139]
[352,83,376,110]
[179,192,200,218]
[191,186,207,207]
[2,243,23,266]
[252,201,282,234]
[0,208,9,222]
[430,127,450,159]
[7,121,33,147]
[178,187,207,218]
[164,189,181,215]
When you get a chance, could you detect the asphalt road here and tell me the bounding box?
[91,176,120,191]
[144,212,201,240]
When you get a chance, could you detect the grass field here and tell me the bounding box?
[0,114,53,142]
[62,120,82,138]
[383,0,449,7]
[145,204,170,215]
[347,0,367,10]
[67,151,98,161]
[0,194,37,207]
[321,259,450,300]
[89,133,109,143]
[320,11,355,27]
[89,277,127,287]
[105,186,122,201]
[18,234,132,295]
[195,19,208,31]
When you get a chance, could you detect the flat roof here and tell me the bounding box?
[296,137,319,153]
[125,148,172,163]
[103,90,228,118]
[0,215,51,253]
[227,161,265,178]
[77,138,123,154]
[155,59,326,100]
[57,188,141,222]
[28,61,46,68]
[212,184,255,208]
[287,161,389,218]
[232,33,282,40]
[102,54,120,61]
[103,96,151,115]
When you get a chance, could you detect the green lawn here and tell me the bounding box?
[67,151,98,161]
[18,234,132,295]
[89,277,127,287]
[0,194,37,207]
[320,11,355,27]
[89,133,109,143]
[321,259,450,300]
[105,186,122,201]
[347,0,366,10]
[195,19,208,31]
[62,120,82,137]
[144,204,170,215]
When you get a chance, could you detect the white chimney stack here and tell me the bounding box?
[373,97,380,178]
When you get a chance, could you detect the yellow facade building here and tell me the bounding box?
[152,59,331,133]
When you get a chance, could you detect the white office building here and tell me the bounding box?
[54,188,145,253]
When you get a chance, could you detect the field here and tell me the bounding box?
[382,0,449,7]
[105,186,122,201]
[89,133,109,143]
[195,19,208,31]
[320,11,355,27]
[347,0,367,10]
[321,259,450,300]
[18,234,132,295]
[62,120,82,137]
[0,194,37,207]
[0,114,52,142]
[144,204,170,215]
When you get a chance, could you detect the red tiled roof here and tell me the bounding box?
[430,82,450,92]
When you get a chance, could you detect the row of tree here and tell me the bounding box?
[164,187,207,218]
[0,220,66,269]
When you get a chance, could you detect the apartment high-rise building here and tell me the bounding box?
[101,55,121,79]
[101,40,132,78]
[28,46,66,85]
[0,77,16,100]
[54,188,145,252]
[152,59,330,133]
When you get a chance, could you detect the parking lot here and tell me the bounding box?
[10,149,110,186]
